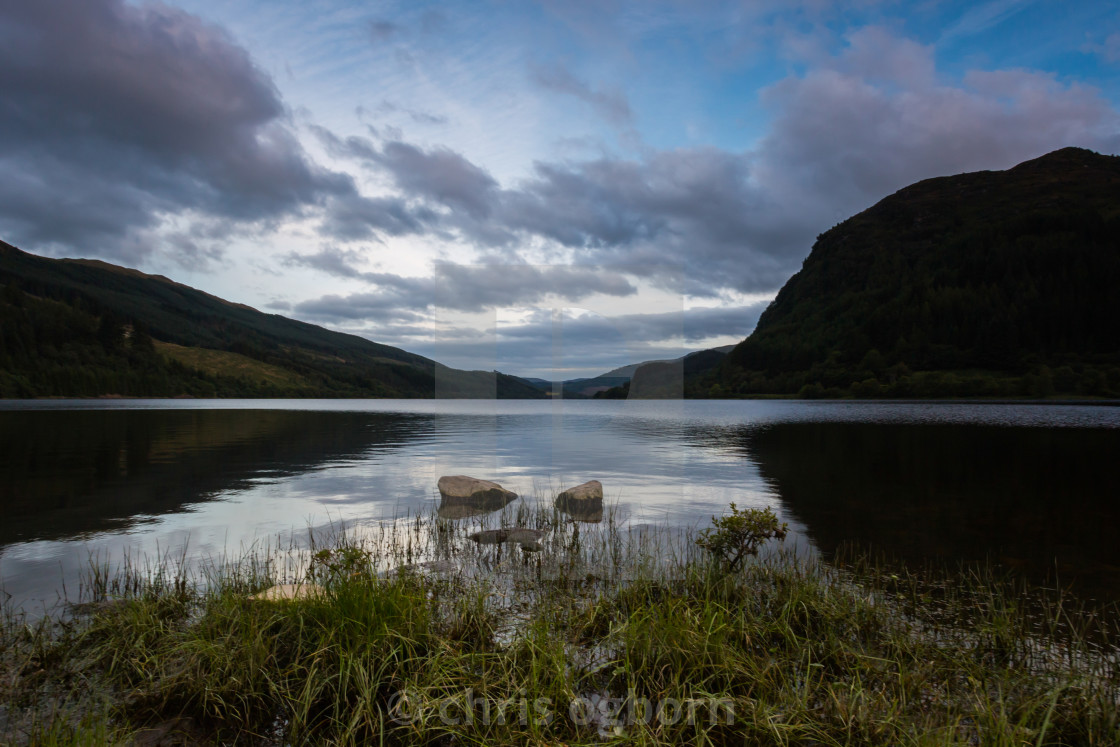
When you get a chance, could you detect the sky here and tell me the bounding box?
[1,0,1119,378]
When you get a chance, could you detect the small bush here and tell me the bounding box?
[696,503,789,571]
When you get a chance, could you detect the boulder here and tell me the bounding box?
[437,475,518,519]
[555,480,604,523]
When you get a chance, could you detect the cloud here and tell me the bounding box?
[0,0,351,264]
[310,128,498,222]
[757,34,1120,209]
[309,26,1119,302]
[374,100,448,126]
[495,149,800,294]
[505,304,767,345]
[378,142,499,219]
[1084,32,1120,64]
[8,0,1116,340]
[365,303,770,378]
[294,292,429,324]
[530,63,633,126]
[319,193,434,241]
[282,245,367,278]
[940,0,1036,44]
[288,258,639,317]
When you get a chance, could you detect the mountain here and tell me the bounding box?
[512,374,629,398]
[595,345,735,399]
[0,241,546,399]
[598,345,735,379]
[708,147,1120,399]
[514,346,736,399]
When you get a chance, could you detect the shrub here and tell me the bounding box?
[695,503,789,571]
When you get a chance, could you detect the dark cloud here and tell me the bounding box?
[496,150,798,294]
[310,128,500,223]
[294,292,429,324]
[282,245,367,278]
[0,0,350,264]
[320,194,435,241]
[308,128,795,293]
[379,142,498,219]
[530,63,633,126]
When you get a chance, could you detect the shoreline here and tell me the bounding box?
[3,502,1117,745]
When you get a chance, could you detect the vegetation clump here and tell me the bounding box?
[2,500,1118,745]
[695,503,788,570]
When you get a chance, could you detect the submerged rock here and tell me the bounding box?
[386,559,459,577]
[468,527,545,551]
[249,583,324,602]
[555,480,604,523]
[437,475,518,518]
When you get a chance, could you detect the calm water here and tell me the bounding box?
[2,399,1119,611]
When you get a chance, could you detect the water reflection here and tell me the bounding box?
[436,490,518,520]
[556,500,604,523]
[725,421,1120,599]
[2,401,1119,611]
[0,409,436,546]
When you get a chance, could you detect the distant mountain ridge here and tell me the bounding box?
[516,345,735,398]
[708,147,1120,398]
[594,346,735,399]
[0,241,546,399]
[599,345,735,379]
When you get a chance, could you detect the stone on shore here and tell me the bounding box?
[249,583,324,602]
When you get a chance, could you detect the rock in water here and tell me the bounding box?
[555,480,604,523]
[437,476,518,520]
[468,527,545,550]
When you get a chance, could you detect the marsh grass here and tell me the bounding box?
[2,496,1118,745]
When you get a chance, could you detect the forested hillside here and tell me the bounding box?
[708,148,1120,398]
[0,241,544,399]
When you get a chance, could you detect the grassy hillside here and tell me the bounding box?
[0,241,545,399]
[153,341,311,390]
[708,147,1120,398]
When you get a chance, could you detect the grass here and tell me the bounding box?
[1,498,1118,745]
[154,340,310,390]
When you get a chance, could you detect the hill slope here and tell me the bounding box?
[709,147,1120,398]
[0,241,545,399]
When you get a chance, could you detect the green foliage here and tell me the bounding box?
[696,503,789,571]
[308,545,374,587]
